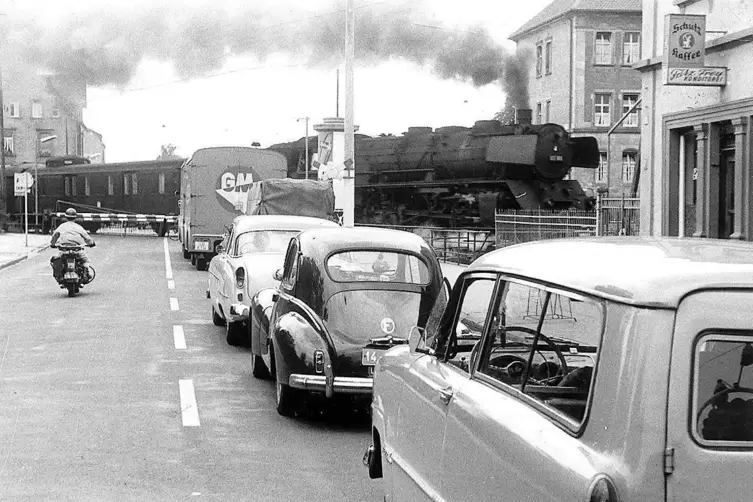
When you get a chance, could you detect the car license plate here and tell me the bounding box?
[362,348,385,366]
[194,241,209,251]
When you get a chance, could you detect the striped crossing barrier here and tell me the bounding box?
[54,213,178,223]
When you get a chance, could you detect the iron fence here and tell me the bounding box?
[494,210,597,248]
[596,196,640,236]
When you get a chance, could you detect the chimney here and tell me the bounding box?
[515,108,532,125]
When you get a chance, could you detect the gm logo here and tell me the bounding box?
[216,172,254,212]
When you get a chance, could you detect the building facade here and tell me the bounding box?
[509,0,643,197]
[2,56,87,167]
[82,125,106,164]
[637,0,753,240]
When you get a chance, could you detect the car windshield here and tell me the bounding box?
[235,230,300,255]
[326,251,430,285]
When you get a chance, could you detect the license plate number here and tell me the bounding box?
[194,241,209,251]
[362,348,385,366]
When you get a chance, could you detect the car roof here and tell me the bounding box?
[467,237,753,308]
[231,215,339,233]
[298,227,432,255]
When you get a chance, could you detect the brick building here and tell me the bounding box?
[509,0,643,197]
[636,0,753,239]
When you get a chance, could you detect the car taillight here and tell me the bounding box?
[314,350,324,373]
[588,476,619,502]
[235,267,245,289]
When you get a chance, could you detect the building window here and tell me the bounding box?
[594,93,611,126]
[158,173,166,194]
[108,175,114,196]
[536,43,543,77]
[622,93,639,127]
[536,102,542,124]
[132,173,138,195]
[545,40,552,74]
[31,101,43,119]
[597,152,607,182]
[84,176,90,196]
[124,173,131,195]
[545,100,551,123]
[623,32,640,65]
[595,32,613,65]
[3,134,14,156]
[622,151,637,182]
[64,177,71,197]
[4,102,20,118]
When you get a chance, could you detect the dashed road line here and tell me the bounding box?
[173,325,186,349]
[170,297,179,311]
[163,238,173,280]
[167,280,175,290]
[179,379,201,427]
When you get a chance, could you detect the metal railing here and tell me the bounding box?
[596,196,640,236]
[494,210,597,248]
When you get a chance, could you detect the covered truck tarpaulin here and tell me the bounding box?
[245,179,338,222]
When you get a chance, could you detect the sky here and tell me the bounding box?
[5,0,555,162]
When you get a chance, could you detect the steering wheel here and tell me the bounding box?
[487,353,528,383]
[696,385,753,423]
[501,326,569,384]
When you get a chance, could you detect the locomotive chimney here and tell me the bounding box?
[515,108,532,125]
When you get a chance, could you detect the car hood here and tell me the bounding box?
[239,252,285,299]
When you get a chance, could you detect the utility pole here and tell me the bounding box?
[0,63,6,217]
[343,0,355,228]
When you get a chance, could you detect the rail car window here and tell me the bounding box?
[64,177,70,197]
[71,177,77,196]
[158,173,165,194]
[84,176,90,196]
[107,176,114,196]
[132,173,138,195]
[124,173,130,195]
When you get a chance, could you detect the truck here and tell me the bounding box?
[179,146,287,270]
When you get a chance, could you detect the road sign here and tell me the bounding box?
[14,172,33,196]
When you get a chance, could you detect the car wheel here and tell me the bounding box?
[196,257,206,271]
[212,305,225,327]
[190,254,197,266]
[276,380,299,417]
[182,247,189,259]
[251,354,269,379]
[226,320,244,346]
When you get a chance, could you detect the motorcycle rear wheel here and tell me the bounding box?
[66,283,77,297]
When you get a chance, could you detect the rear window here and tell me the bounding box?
[694,333,753,445]
[326,251,430,285]
[235,230,299,255]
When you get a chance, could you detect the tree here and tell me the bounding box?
[157,143,179,160]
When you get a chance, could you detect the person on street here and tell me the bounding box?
[50,208,96,281]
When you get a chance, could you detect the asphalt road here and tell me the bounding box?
[0,234,383,501]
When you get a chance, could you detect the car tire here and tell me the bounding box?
[276,380,298,417]
[196,257,206,271]
[251,354,269,379]
[212,305,225,327]
[190,254,197,266]
[182,247,189,259]
[226,320,244,346]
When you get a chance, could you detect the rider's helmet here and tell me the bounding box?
[64,208,77,220]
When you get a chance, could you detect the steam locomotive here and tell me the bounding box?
[269,111,600,227]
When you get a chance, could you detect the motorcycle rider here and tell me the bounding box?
[50,208,96,282]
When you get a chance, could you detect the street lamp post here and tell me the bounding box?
[297,117,310,180]
[36,134,57,229]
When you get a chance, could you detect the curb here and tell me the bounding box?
[0,245,51,272]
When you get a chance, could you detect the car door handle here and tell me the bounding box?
[438,386,454,405]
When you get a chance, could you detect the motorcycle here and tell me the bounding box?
[50,244,96,297]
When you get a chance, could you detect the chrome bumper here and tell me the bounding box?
[288,374,373,395]
[229,303,249,321]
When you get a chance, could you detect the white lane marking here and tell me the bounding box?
[173,325,186,349]
[170,297,179,311]
[179,379,201,427]
[163,238,173,280]
[167,280,175,290]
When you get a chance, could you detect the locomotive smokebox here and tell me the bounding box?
[515,108,532,125]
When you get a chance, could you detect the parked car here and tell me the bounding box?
[365,237,753,501]
[207,215,339,345]
[248,227,445,417]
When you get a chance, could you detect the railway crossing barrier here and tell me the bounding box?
[52,212,179,237]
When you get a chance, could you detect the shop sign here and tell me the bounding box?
[664,14,706,68]
[666,67,727,86]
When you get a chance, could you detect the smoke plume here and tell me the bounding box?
[3,2,531,107]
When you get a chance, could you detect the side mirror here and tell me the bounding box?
[273,268,283,281]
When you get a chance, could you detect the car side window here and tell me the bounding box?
[694,334,753,444]
[476,280,603,426]
[440,276,497,374]
[281,240,299,290]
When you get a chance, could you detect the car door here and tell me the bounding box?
[440,278,607,501]
[263,239,300,370]
[666,290,753,501]
[391,273,497,501]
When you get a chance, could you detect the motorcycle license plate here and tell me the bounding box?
[362,348,385,366]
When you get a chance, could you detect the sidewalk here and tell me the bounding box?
[0,231,51,271]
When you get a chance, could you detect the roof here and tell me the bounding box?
[232,215,339,233]
[509,0,642,41]
[466,237,753,308]
[298,227,433,257]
